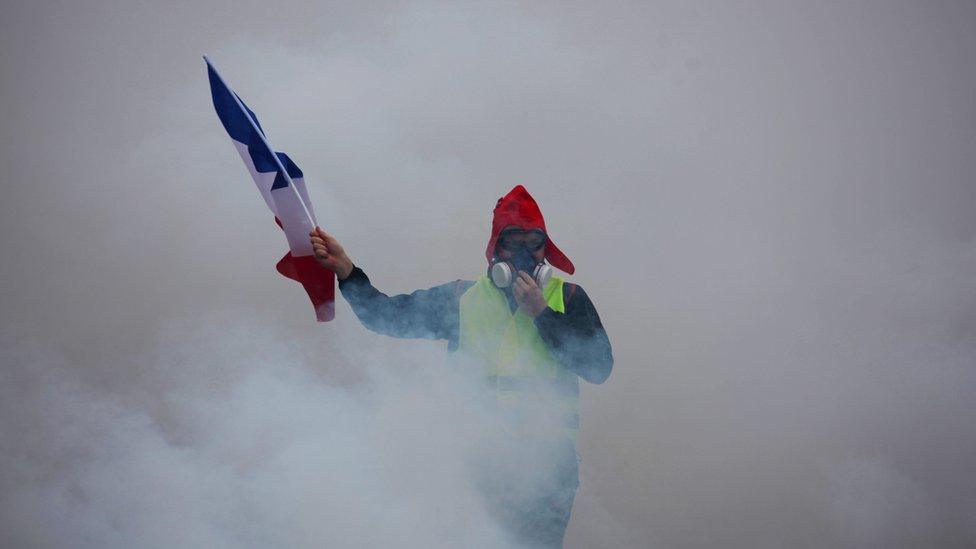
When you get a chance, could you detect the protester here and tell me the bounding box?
[311,185,613,547]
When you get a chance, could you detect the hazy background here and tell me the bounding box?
[2,1,975,547]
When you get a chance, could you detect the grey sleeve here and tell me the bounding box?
[338,266,473,345]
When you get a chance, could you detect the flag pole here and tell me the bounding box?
[203,55,317,228]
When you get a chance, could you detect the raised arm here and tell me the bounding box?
[310,227,470,342]
[338,267,469,341]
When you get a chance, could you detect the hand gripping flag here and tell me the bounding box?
[204,56,335,321]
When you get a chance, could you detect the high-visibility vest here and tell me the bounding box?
[457,275,580,444]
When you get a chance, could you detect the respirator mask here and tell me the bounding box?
[489,229,553,289]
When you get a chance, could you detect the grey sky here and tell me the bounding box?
[2,1,975,547]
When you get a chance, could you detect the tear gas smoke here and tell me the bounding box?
[1,312,568,547]
[2,2,976,548]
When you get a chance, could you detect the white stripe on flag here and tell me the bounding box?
[272,185,315,256]
[232,140,277,215]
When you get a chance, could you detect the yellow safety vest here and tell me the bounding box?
[457,275,580,444]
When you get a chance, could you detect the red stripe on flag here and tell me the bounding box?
[276,252,336,322]
[271,216,335,322]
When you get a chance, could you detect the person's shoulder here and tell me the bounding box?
[451,279,476,298]
[423,279,475,299]
[554,276,574,300]
[558,279,592,305]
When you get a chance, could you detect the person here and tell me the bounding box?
[310,185,613,547]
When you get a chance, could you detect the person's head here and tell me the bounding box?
[494,225,547,264]
[484,185,575,275]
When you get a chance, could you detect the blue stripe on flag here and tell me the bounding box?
[208,63,264,143]
[235,92,265,136]
[207,61,300,189]
[272,152,303,190]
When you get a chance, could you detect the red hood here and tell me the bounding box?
[485,185,575,275]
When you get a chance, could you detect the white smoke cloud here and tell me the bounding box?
[2,1,976,548]
[0,313,521,548]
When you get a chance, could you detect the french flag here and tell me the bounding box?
[205,56,335,321]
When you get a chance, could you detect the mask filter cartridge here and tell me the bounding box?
[490,258,553,289]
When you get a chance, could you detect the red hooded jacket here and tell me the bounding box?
[485,185,575,275]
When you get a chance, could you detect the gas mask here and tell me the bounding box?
[489,247,554,289]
